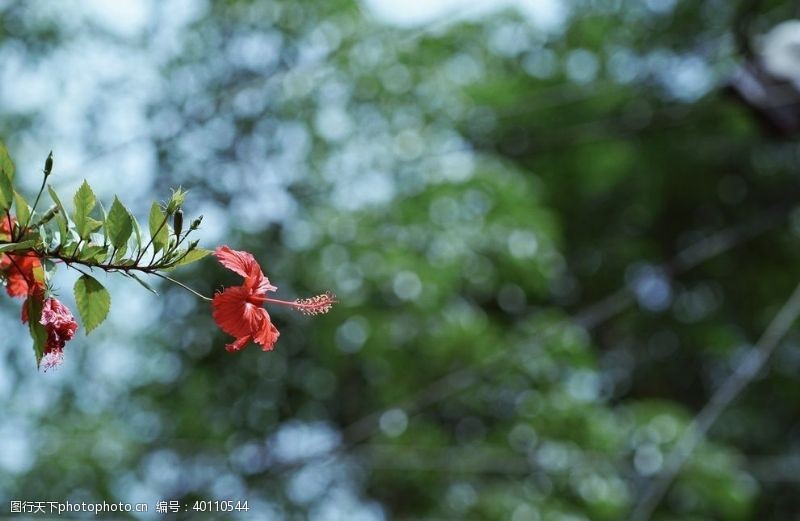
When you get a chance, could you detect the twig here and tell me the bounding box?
[137,210,170,263]
[152,272,211,301]
[21,171,49,239]
[63,262,94,279]
[628,280,800,521]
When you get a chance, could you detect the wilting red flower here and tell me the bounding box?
[40,297,78,369]
[21,295,78,371]
[0,215,45,298]
[212,246,335,353]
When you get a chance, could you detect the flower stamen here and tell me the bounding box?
[264,292,337,316]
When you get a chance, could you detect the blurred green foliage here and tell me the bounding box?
[2,0,800,519]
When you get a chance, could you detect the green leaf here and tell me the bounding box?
[98,201,108,247]
[0,169,11,212]
[73,274,111,334]
[37,225,50,246]
[113,242,128,262]
[106,197,133,250]
[14,191,30,229]
[78,244,108,263]
[72,180,97,239]
[148,202,169,254]
[63,240,80,255]
[25,296,47,366]
[127,272,158,295]
[47,185,69,240]
[0,140,14,182]
[0,140,15,211]
[0,240,36,252]
[31,262,45,288]
[172,247,212,267]
[130,211,143,251]
[86,217,103,234]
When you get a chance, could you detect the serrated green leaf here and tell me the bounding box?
[73,180,97,239]
[73,274,111,334]
[172,247,212,267]
[47,185,69,240]
[25,296,47,366]
[14,191,30,229]
[148,202,169,254]
[106,197,132,250]
[0,240,36,252]
[128,272,158,295]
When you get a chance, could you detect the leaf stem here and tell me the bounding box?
[20,173,49,240]
[138,210,169,263]
[152,272,212,301]
[3,210,13,239]
[63,262,93,279]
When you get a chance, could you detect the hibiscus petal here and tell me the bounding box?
[214,246,276,293]
[0,215,14,239]
[215,245,263,280]
[212,285,273,339]
[225,336,251,353]
[213,286,254,337]
[253,320,280,352]
[3,254,44,298]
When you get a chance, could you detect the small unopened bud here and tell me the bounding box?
[43,152,53,177]
[190,215,203,230]
[39,205,59,225]
[187,239,199,251]
[173,210,184,238]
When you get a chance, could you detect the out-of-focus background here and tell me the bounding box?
[2,0,800,519]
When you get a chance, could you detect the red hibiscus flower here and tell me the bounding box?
[22,295,78,371]
[212,246,335,353]
[0,215,45,298]
[0,213,13,238]
[0,252,45,297]
[212,246,279,352]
